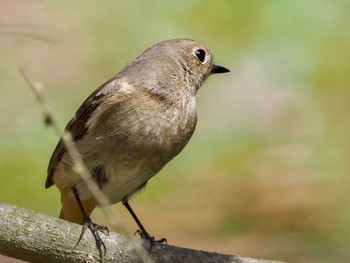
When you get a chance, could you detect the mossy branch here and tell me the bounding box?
[0,203,283,263]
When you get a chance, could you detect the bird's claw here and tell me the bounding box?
[134,229,167,250]
[77,217,109,260]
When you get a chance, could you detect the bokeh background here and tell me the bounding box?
[1,1,350,262]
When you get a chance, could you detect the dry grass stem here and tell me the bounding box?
[19,66,153,263]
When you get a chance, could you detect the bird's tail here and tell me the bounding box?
[59,188,96,225]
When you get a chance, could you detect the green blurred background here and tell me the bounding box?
[1,1,350,262]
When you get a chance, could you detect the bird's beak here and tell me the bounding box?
[211,64,230,74]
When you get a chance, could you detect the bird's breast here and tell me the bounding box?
[133,95,197,157]
[90,91,197,164]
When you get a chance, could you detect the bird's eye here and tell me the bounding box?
[194,49,206,63]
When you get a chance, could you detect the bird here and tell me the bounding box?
[46,38,229,256]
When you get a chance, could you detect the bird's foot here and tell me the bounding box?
[134,229,167,251]
[77,216,109,259]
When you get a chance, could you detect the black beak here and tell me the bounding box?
[211,64,230,74]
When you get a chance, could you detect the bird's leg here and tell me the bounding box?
[71,186,109,259]
[122,199,167,248]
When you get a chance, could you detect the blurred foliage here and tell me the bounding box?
[1,1,350,262]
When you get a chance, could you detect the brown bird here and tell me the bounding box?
[46,38,229,255]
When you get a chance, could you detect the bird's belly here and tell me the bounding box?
[100,160,158,204]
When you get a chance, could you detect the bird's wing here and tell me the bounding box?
[45,78,134,188]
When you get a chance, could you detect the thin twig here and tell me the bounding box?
[19,66,153,263]
[0,23,58,43]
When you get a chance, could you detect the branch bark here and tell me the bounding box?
[0,203,283,263]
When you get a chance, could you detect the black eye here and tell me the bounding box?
[194,49,206,63]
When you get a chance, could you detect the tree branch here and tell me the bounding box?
[0,203,283,263]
